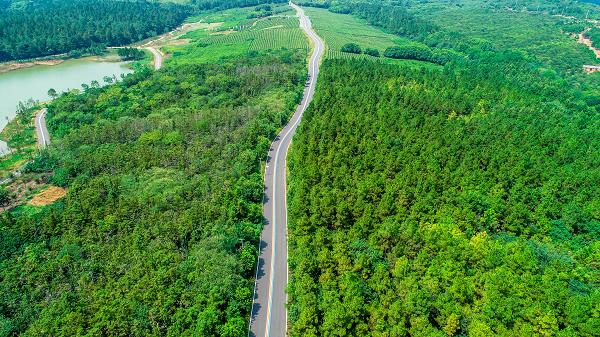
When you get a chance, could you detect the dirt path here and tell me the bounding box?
[578,28,600,58]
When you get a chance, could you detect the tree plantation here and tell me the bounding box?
[287,57,599,337]
[1,0,599,336]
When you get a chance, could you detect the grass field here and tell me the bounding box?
[304,7,440,69]
[165,4,308,64]
[305,7,404,60]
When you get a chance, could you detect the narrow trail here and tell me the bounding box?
[248,2,324,337]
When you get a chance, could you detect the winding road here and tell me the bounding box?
[249,2,324,337]
[35,108,50,147]
[145,46,163,70]
[33,45,162,149]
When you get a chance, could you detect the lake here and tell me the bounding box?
[0,59,132,153]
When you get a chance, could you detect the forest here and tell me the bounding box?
[286,0,599,336]
[189,0,287,11]
[1,0,598,335]
[287,57,599,336]
[0,48,306,335]
[0,0,190,61]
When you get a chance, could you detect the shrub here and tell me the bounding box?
[0,186,10,206]
[341,43,362,54]
[383,45,457,65]
[364,48,380,57]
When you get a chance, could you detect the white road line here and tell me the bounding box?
[262,2,324,336]
[37,109,48,147]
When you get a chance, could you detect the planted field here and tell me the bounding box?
[167,7,308,64]
[205,16,307,51]
[304,7,407,56]
[305,7,439,69]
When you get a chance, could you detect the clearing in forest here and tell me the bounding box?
[164,4,309,65]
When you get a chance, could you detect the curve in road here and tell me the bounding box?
[34,46,161,151]
[145,46,163,70]
[35,108,50,148]
[249,3,324,337]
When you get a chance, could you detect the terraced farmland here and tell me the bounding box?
[206,16,308,52]
[165,5,308,65]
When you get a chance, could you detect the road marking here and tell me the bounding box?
[262,2,324,337]
[37,109,48,147]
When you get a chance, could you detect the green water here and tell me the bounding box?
[0,58,131,153]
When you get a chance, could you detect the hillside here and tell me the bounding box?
[0,0,598,336]
[0,0,190,61]
[0,3,308,335]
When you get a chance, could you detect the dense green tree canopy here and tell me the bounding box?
[288,57,599,337]
[341,43,362,54]
[0,0,190,61]
[0,50,306,336]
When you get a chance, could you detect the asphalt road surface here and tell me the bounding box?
[35,108,50,147]
[249,2,324,337]
[146,46,163,70]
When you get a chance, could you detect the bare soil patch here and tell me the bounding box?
[0,59,64,74]
[578,29,600,58]
[28,186,67,206]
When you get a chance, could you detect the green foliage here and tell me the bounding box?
[168,13,308,64]
[117,47,146,61]
[1,45,305,335]
[340,42,362,54]
[587,27,600,49]
[287,58,599,336]
[189,0,286,11]
[364,47,379,57]
[0,186,10,206]
[0,0,190,61]
[383,44,456,64]
[344,1,436,38]
[304,7,416,61]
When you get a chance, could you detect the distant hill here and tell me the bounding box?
[0,0,190,62]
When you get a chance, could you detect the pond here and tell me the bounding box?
[0,58,132,154]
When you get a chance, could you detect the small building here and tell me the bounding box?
[583,65,600,73]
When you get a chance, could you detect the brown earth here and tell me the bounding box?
[28,186,67,206]
[578,29,600,58]
[0,59,64,74]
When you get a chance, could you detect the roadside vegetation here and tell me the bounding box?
[0,3,307,336]
[1,0,599,336]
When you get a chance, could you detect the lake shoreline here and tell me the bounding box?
[0,51,125,74]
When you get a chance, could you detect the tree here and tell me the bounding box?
[364,48,380,57]
[341,43,362,54]
[47,88,57,99]
[0,0,190,62]
[0,186,10,206]
[117,47,145,61]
